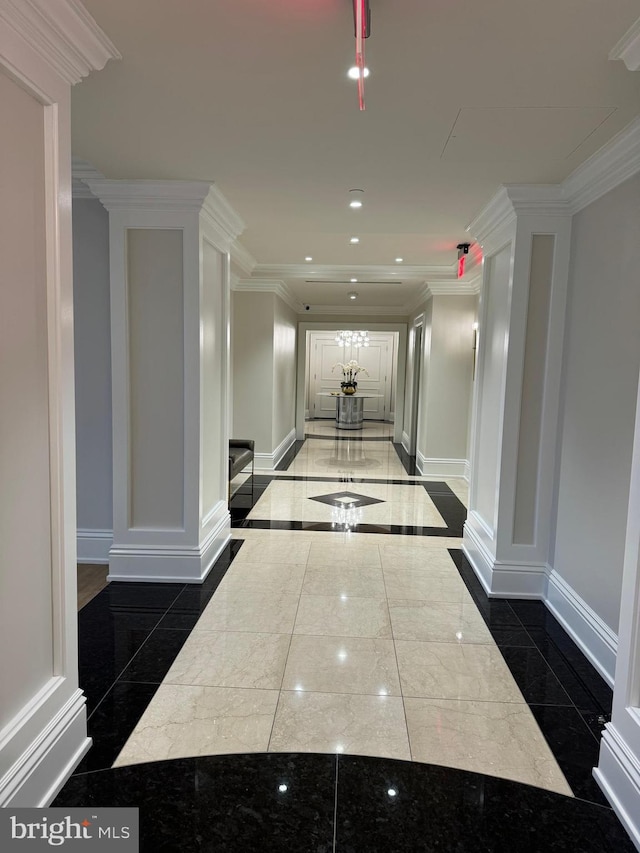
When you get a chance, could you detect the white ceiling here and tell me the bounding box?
[73,0,640,310]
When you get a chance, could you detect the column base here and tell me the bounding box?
[594,723,640,850]
[462,517,547,598]
[0,685,90,807]
[108,512,230,583]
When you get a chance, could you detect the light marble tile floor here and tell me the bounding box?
[114,528,571,796]
[114,427,569,795]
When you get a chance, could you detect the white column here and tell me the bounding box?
[87,180,244,583]
[463,187,572,597]
[594,369,640,848]
[0,0,118,805]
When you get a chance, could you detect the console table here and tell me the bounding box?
[319,392,384,430]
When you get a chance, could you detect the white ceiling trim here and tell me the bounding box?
[230,241,257,277]
[428,276,482,296]
[71,157,103,199]
[466,187,517,251]
[404,283,431,314]
[253,263,455,282]
[86,178,212,212]
[468,117,640,247]
[562,117,640,213]
[609,16,640,71]
[233,278,301,312]
[503,185,571,217]
[84,179,244,242]
[0,0,120,85]
[201,185,245,243]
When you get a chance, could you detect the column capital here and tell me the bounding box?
[467,185,572,254]
[86,178,245,243]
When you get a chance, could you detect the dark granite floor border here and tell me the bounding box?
[230,474,466,537]
[448,548,613,808]
[73,541,243,774]
[53,752,634,852]
[393,441,421,475]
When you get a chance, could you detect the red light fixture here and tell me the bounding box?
[352,1,371,111]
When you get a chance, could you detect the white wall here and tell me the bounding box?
[408,295,477,475]
[474,246,512,529]
[0,0,116,803]
[127,228,185,529]
[272,296,297,448]
[231,291,275,453]
[426,295,477,461]
[201,240,224,518]
[73,198,112,535]
[551,174,640,634]
[0,67,53,731]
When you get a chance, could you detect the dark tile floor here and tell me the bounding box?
[449,549,613,809]
[54,752,634,852]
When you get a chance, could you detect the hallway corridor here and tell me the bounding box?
[54,422,632,850]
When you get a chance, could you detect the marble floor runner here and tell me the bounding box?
[113,529,571,796]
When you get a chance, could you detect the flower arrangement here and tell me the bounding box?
[332,360,369,383]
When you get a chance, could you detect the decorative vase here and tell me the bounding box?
[341,381,357,395]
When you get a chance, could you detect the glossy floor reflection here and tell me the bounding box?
[56,421,629,850]
[54,753,634,853]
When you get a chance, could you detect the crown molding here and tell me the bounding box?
[230,240,257,277]
[71,157,103,199]
[562,117,640,214]
[85,178,212,212]
[0,0,120,85]
[81,177,245,240]
[468,118,640,250]
[503,184,572,217]
[252,263,452,282]
[233,278,301,312]
[428,275,482,296]
[466,187,517,252]
[201,184,245,243]
[405,283,432,314]
[609,16,640,71]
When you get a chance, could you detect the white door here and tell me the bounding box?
[308,331,395,421]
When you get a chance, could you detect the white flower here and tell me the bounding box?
[332,360,369,379]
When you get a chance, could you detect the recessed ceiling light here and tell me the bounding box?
[349,189,364,209]
[305,256,313,262]
[348,292,358,300]
[395,257,404,263]
[350,278,358,283]
[348,66,370,79]
[350,237,360,244]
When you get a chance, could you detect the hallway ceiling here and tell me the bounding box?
[73,0,640,311]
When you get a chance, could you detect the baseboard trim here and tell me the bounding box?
[462,521,547,598]
[0,685,90,807]
[546,568,618,687]
[416,453,468,477]
[594,724,640,850]
[462,520,495,596]
[108,511,231,583]
[254,428,296,472]
[401,431,410,454]
[464,460,471,482]
[76,528,112,563]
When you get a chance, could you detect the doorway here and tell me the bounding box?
[306,330,398,422]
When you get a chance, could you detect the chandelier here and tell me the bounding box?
[335,330,370,347]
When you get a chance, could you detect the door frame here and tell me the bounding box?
[296,322,408,443]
